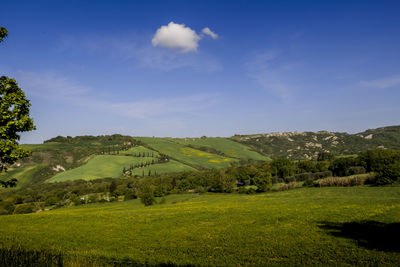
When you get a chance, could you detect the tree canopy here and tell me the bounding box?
[0,27,8,43]
[0,27,35,173]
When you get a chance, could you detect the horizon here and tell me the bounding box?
[1,0,399,144]
[26,124,400,145]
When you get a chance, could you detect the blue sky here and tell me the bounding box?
[1,0,400,143]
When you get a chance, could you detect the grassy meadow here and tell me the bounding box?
[136,137,238,169]
[130,160,196,176]
[172,137,270,161]
[47,155,156,182]
[0,186,399,266]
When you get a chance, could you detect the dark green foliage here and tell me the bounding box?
[270,158,295,178]
[0,247,62,266]
[347,166,366,175]
[294,171,333,182]
[109,180,117,193]
[253,171,272,192]
[0,76,35,173]
[317,152,335,161]
[303,178,315,187]
[45,196,60,206]
[0,178,17,188]
[359,149,400,184]
[0,27,7,43]
[138,182,155,206]
[329,157,361,176]
[0,28,35,178]
[13,203,34,214]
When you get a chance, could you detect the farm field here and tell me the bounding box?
[119,146,159,157]
[172,137,270,161]
[130,160,196,176]
[0,186,399,266]
[135,137,238,169]
[47,155,156,182]
[0,165,44,188]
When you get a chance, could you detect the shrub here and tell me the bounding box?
[123,190,137,200]
[254,172,272,192]
[246,188,257,194]
[303,178,315,187]
[277,182,298,191]
[315,174,370,187]
[138,183,155,206]
[45,196,60,206]
[237,187,248,194]
[347,166,366,175]
[13,203,34,214]
[374,162,400,185]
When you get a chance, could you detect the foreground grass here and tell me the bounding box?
[0,186,399,266]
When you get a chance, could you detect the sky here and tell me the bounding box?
[1,0,400,143]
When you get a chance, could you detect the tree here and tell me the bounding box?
[254,171,272,192]
[0,27,8,43]
[138,182,155,206]
[0,27,35,176]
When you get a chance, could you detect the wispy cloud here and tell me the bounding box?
[17,71,90,98]
[89,94,220,120]
[201,27,218,39]
[360,75,400,89]
[56,33,221,72]
[245,51,295,102]
[17,71,219,120]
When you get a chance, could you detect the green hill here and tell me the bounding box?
[1,125,399,185]
[135,137,239,169]
[0,186,398,266]
[171,137,271,161]
[232,125,400,160]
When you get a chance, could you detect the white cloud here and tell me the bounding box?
[202,27,218,39]
[152,22,201,53]
[360,75,400,89]
[152,22,218,53]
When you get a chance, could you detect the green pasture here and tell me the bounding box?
[172,137,271,161]
[0,186,399,266]
[136,137,237,169]
[130,160,196,176]
[119,145,159,157]
[0,165,44,188]
[47,155,155,182]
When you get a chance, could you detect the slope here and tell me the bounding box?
[0,187,398,266]
[232,125,400,160]
[171,137,270,161]
[135,137,238,169]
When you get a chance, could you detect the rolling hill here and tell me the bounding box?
[1,125,399,186]
[232,125,400,160]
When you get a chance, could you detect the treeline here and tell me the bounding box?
[122,153,169,176]
[0,149,398,213]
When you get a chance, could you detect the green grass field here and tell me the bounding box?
[0,186,398,266]
[172,137,271,161]
[0,165,44,188]
[136,137,238,169]
[47,155,156,182]
[119,146,159,157]
[130,160,196,176]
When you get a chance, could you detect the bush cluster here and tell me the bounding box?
[315,174,373,187]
